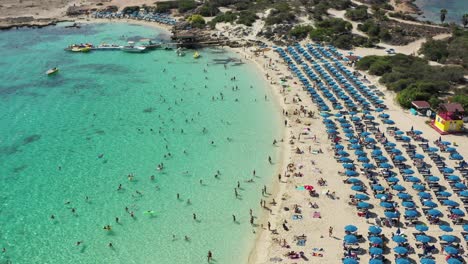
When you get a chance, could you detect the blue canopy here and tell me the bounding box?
[385,211,400,218]
[419,258,435,264]
[440,235,456,243]
[344,225,358,232]
[427,209,442,217]
[460,190,468,197]
[346,170,359,176]
[392,184,405,191]
[393,235,407,243]
[405,210,418,217]
[355,194,369,200]
[372,185,384,191]
[412,184,425,191]
[437,191,452,197]
[351,185,364,191]
[415,225,429,232]
[343,234,358,244]
[396,258,410,264]
[380,202,394,208]
[343,163,354,169]
[402,201,415,208]
[340,157,353,163]
[395,131,404,135]
[447,175,461,182]
[335,144,345,150]
[369,259,383,264]
[372,149,382,156]
[347,178,361,184]
[391,149,402,154]
[443,200,459,207]
[416,235,431,243]
[357,201,371,208]
[358,157,370,162]
[388,177,400,183]
[397,193,411,200]
[369,247,383,255]
[418,192,431,199]
[451,208,465,216]
[363,163,375,169]
[439,225,453,232]
[386,142,396,147]
[414,154,425,159]
[427,176,440,182]
[394,155,406,161]
[428,147,438,153]
[443,167,455,173]
[369,236,383,244]
[447,258,462,264]
[368,226,382,234]
[393,246,408,254]
[342,258,358,264]
[406,176,421,183]
[403,169,414,174]
[423,200,438,208]
[450,153,463,160]
[444,246,458,254]
[379,163,392,168]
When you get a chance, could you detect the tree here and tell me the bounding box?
[187,14,206,28]
[440,9,447,23]
[463,14,468,28]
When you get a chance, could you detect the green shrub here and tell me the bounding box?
[237,10,258,26]
[289,25,314,40]
[198,4,220,16]
[178,0,197,13]
[345,5,369,21]
[187,14,206,28]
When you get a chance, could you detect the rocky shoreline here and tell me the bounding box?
[0,16,72,30]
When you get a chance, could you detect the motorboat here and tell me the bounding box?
[122,41,147,53]
[141,39,160,50]
[46,67,59,75]
[65,43,93,52]
[176,47,185,56]
[96,43,122,50]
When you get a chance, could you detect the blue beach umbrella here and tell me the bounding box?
[443,167,454,173]
[357,201,371,208]
[440,235,456,243]
[355,194,369,200]
[419,258,435,264]
[346,170,359,176]
[396,258,410,264]
[447,175,461,182]
[427,209,442,217]
[443,200,459,207]
[368,226,382,234]
[355,150,366,156]
[440,141,451,145]
[347,178,361,184]
[380,202,394,208]
[451,153,463,160]
[418,192,431,199]
[414,153,425,159]
[393,235,407,243]
[427,176,440,182]
[428,147,438,153]
[344,225,358,232]
[388,177,401,184]
[437,191,452,197]
[379,163,392,168]
[391,149,402,154]
[384,119,395,124]
[343,258,358,264]
[402,201,415,208]
[358,157,370,162]
[392,184,405,191]
[369,247,383,255]
[351,185,364,192]
[406,176,420,183]
[439,225,453,232]
[451,208,465,216]
[393,246,408,254]
[416,235,431,243]
[363,163,374,169]
[403,169,414,174]
[394,155,406,162]
[344,234,358,244]
[446,147,457,152]
[385,211,399,218]
[460,190,468,197]
[413,130,423,135]
[405,210,418,218]
[343,163,354,169]
[335,144,345,150]
[386,142,396,147]
[372,149,382,156]
[401,136,411,142]
[447,259,462,264]
[340,157,353,163]
[415,225,429,232]
[444,246,458,254]
[412,184,425,191]
[423,200,438,208]
[338,150,349,156]
[369,236,383,244]
[458,183,468,190]
[395,131,404,135]
[372,185,384,191]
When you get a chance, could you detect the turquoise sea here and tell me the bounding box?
[0,23,281,263]
[414,0,468,24]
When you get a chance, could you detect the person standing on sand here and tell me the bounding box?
[329,226,333,237]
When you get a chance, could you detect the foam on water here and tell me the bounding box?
[0,23,282,263]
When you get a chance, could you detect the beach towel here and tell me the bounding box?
[292,214,303,220]
[312,211,321,218]
[296,186,305,191]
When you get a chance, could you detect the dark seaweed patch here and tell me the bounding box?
[12,165,27,173]
[23,135,41,145]
[0,145,20,155]
[95,130,105,135]
[143,107,155,113]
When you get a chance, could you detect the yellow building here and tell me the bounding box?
[433,103,464,133]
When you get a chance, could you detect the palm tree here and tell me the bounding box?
[440,9,448,23]
[463,13,468,28]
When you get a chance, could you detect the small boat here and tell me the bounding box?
[66,43,93,52]
[193,51,200,59]
[122,41,147,53]
[46,67,59,75]
[141,40,160,50]
[96,43,122,50]
[176,47,185,56]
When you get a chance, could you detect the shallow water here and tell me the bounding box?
[414,0,468,24]
[0,23,281,263]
